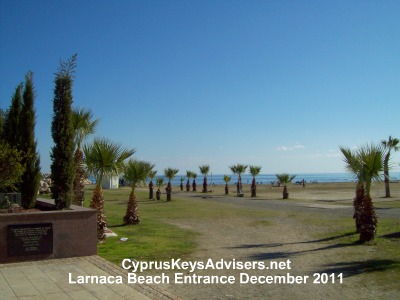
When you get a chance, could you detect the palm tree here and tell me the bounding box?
[148,170,157,199]
[72,107,99,206]
[229,164,247,195]
[199,165,210,193]
[123,159,154,225]
[185,170,192,191]
[275,173,296,199]
[192,172,197,191]
[223,175,231,195]
[249,165,262,197]
[164,168,179,201]
[340,144,384,242]
[180,177,185,191]
[156,177,164,200]
[357,144,384,242]
[340,146,364,233]
[381,136,399,198]
[84,137,135,241]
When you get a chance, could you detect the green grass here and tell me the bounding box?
[300,213,400,290]
[38,188,198,264]
[82,186,275,265]
[82,187,195,264]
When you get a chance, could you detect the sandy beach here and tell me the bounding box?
[176,180,400,205]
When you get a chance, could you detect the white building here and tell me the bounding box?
[101,175,119,189]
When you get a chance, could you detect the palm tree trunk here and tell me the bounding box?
[283,185,289,199]
[192,179,197,191]
[166,181,172,201]
[383,154,390,198]
[123,190,140,225]
[73,147,85,206]
[149,181,154,199]
[90,185,106,242]
[180,182,183,191]
[359,194,377,243]
[225,184,229,195]
[156,188,161,200]
[251,178,256,197]
[186,179,190,191]
[203,176,208,192]
[353,184,364,233]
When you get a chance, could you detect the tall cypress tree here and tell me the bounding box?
[51,55,77,209]
[3,84,22,146]
[19,71,41,208]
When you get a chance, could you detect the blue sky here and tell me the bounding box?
[1,0,399,175]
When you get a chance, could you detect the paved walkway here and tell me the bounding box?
[0,256,177,300]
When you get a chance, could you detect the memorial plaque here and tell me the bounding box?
[7,223,53,256]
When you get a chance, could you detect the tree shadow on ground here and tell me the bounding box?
[187,195,224,199]
[248,252,290,260]
[137,199,158,202]
[114,196,170,204]
[316,199,351,203]
[108,223,126,228]
[228,232,360,261]
[246,241,358,261]
[227,232,357,251]
[380,232,400,239]
[138,200,170,205]
[315,259,400,278]
[301,232,357,243]
[229,243,283,249]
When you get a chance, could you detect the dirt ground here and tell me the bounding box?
[148,182,400,300]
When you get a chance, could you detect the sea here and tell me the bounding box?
[89,172,400,186]
[167,172,400,186]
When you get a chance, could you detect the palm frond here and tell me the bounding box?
[339,146,362,181]
[249,165,262,177]
[124,159,154,189]
[229,165,238,174]
[223,175,231,183]
[199,165,210,175]
[164,168,179,180]
[358,143,384,194]
[229,164,247,175]
[275,173,296,185]
[236,164,248,174]
[72,107,100,148]
[381,136,400,152]
[83,137,135,185]
[148,170,157,180]
[341,143,384,196]
[156,177,164,187]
